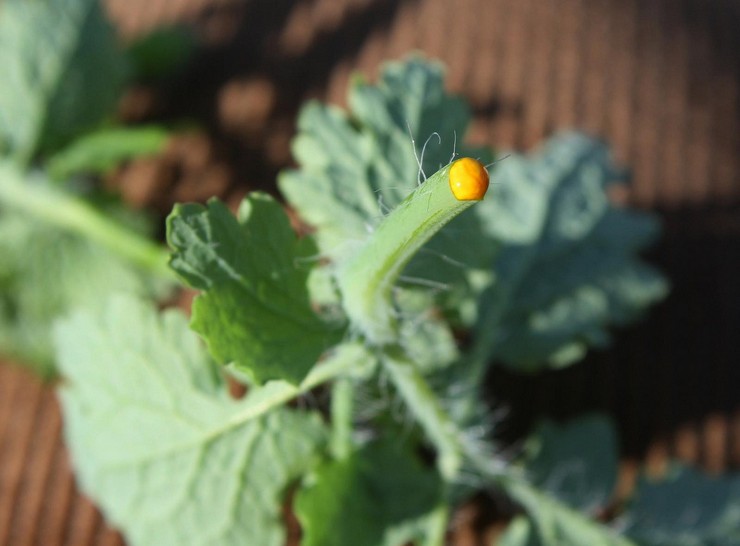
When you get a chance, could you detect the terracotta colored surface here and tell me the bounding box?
[1,0,739,544]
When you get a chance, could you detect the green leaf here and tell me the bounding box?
[279,57,496,310]
[623,465,740,546]
[55,295,328,546]
[295,440,444,546]
[475,132,669,372]
[0,0,129,163]
[0,162,169,376]
[167,193,343,384]
[47,125,169,180]
[522,415,619,514]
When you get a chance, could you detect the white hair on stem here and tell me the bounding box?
[416,246,469,269]
[449,130,459,164]
[397,275,452,292]
[485,153,511,169]
[376,192,392,216]
[407,121,445,187]
[417,132,442,185]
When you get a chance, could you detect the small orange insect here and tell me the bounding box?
[449,158,490,201]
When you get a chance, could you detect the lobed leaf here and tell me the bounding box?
[55,295,327,546]
[167,193,343,384]
[474,133,669,371]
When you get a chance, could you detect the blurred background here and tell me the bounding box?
[1,0,738,543]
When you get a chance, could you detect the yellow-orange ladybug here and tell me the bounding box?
[449,158,490,201]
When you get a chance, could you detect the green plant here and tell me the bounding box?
[50,56,740,545]
[2,1,735,540]
[0,0,193,375]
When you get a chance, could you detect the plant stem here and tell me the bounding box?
[330,377,354,460]
[336,162,480,345]
[494,474,636,546]
[220,343,373,432]
[382,347,634,545]
[0,163,173,280]
[382,344,504,483]
[382,345,465,482]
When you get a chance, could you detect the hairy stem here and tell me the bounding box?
[330,377,354,460]
[382,346,466,481]
[336,162,480,345]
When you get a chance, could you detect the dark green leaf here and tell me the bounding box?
[167,193,343,384]
[296,440,444,546]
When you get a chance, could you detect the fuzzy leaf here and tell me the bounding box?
[623,465,740,546]
[295,440,444,546]
[523,415,619,514]
[475,133,669,371]
[167,193,343,384]
[55,295,327,546]
[0,0,129,162]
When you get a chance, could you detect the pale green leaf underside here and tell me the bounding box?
[55,295,328,546]
[166,193,343,384]
[0,0,128,163]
